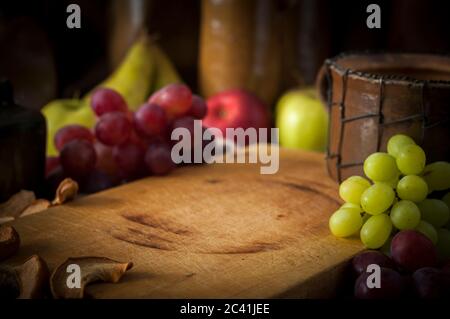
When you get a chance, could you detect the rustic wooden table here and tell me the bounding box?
[4,148,363,298]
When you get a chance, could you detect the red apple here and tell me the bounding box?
[203,89,270,140]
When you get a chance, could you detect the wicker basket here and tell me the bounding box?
[317,53,450,183]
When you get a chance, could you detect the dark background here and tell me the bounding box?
[1,0,450,110]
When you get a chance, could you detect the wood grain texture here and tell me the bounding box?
[3,148,363,298]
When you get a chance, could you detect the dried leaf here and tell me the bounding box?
[20,199,51,217]
[52,178,79,206]
[50,257,133,299]
[0,225,20,261]
[0,190,35,219]
[0,255,50,299]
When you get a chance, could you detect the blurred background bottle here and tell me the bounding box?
[199,0,282,107]
[281,0,331,88]
[2,0,450,112]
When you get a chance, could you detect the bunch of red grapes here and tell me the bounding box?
[46,84,208,194]
[352,230,450,299]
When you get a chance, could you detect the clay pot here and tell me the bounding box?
[317,53,450,182]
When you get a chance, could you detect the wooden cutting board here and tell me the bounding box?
[4,147,363,298]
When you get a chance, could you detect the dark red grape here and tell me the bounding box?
[189,94,207,119]
[125,110,134,122]
[60,139,96,178]
[45,156,60,177]
[113,143,145,178]
[391,230,438,272]
[354,267,404,299]
[126,128,149,150]
[80,170,117,194]
[91,88,128,116]
[171,117,213,165]
[93,141,118,177]
[352,250,396,276]
[148,83,192,119]
[172,116,195,131]
[134,103,168,137]
[171,116,196,146]
[413,267,443,299]
[95,112,132,146]
[144,143,175,175]
[54,125,94,151]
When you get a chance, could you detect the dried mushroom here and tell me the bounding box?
[52,178,79,206]
[0,179,78,223]
[0,225,20,261]
[0,267,20,299]
[15,255,50,299]
[0,255,49,299]
[50,257,133,299]
[20,199,51,217]
[0,190,35,219]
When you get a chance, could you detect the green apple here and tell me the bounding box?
[275,88,328,152]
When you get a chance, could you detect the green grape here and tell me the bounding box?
[396,175,428,202]
[341,202,363,213]
[329,208,363,238]
[396,144,426,175]
[443,192,450,209]
[361,183,395,215]
[347,176,371,185]
[391,197,398,207]
[387,134,416,158]
[418,199,450,228]
[360,214,393,249]
[362,213,371,225]
[380,235,393,257]
[444,193,450,230]
[339,176,371,204]
[390,200,421,230]
[363,152,398,182]
[416,220,438,245]
[436,228,450,262]
[391,224,399,236]
[385,175,400,189]
[421,162,450,191]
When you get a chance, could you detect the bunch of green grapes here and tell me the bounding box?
[329,134,450,260]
